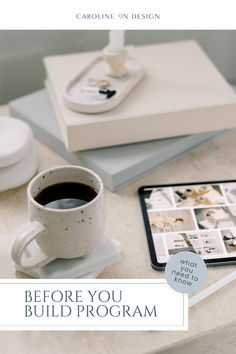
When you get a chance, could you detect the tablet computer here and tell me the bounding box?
[139,180,236,270]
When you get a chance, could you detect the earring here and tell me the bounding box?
[88,78,111,89]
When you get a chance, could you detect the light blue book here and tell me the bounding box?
[10,90,225,191]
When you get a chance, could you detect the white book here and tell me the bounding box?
[44,40,236,152]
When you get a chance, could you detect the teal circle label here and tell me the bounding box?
[165,251,207,294]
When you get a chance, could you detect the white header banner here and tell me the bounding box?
[0,279,188,331]
[0,0,235,29]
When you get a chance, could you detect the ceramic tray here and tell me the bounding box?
[63,55,144,114]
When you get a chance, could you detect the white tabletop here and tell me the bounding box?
[1,104,236,353]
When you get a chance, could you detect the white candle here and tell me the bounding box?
[108,30,125,53]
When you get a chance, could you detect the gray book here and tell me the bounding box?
[10,89,225,191]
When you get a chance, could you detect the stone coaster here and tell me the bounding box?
[15,235,120,279]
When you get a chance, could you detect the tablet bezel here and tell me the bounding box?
[138,180,236,270]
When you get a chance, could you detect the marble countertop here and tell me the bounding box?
[1,104,236,353]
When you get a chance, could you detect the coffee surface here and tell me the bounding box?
[35,182,97,209]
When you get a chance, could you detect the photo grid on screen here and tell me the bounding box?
[144,183,236,263]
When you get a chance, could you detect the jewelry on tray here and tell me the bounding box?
[81,86,116,99]
[88,78,111,89]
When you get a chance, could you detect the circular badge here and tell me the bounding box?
[165,251,207,294]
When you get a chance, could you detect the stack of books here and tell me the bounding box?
[10,40,236,191]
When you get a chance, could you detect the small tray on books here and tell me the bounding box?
[63,55,144,114]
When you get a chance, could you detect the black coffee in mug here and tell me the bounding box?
[35,182,98,209]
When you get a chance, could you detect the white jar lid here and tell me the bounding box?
[0,117,33,168]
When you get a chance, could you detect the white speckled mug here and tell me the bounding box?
[11,165,105,268]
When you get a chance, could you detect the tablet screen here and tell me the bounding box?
[140,182,236,265]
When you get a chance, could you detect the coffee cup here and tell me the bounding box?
[11,165,105,268]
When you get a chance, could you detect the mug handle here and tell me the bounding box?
[11,221,55,269]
